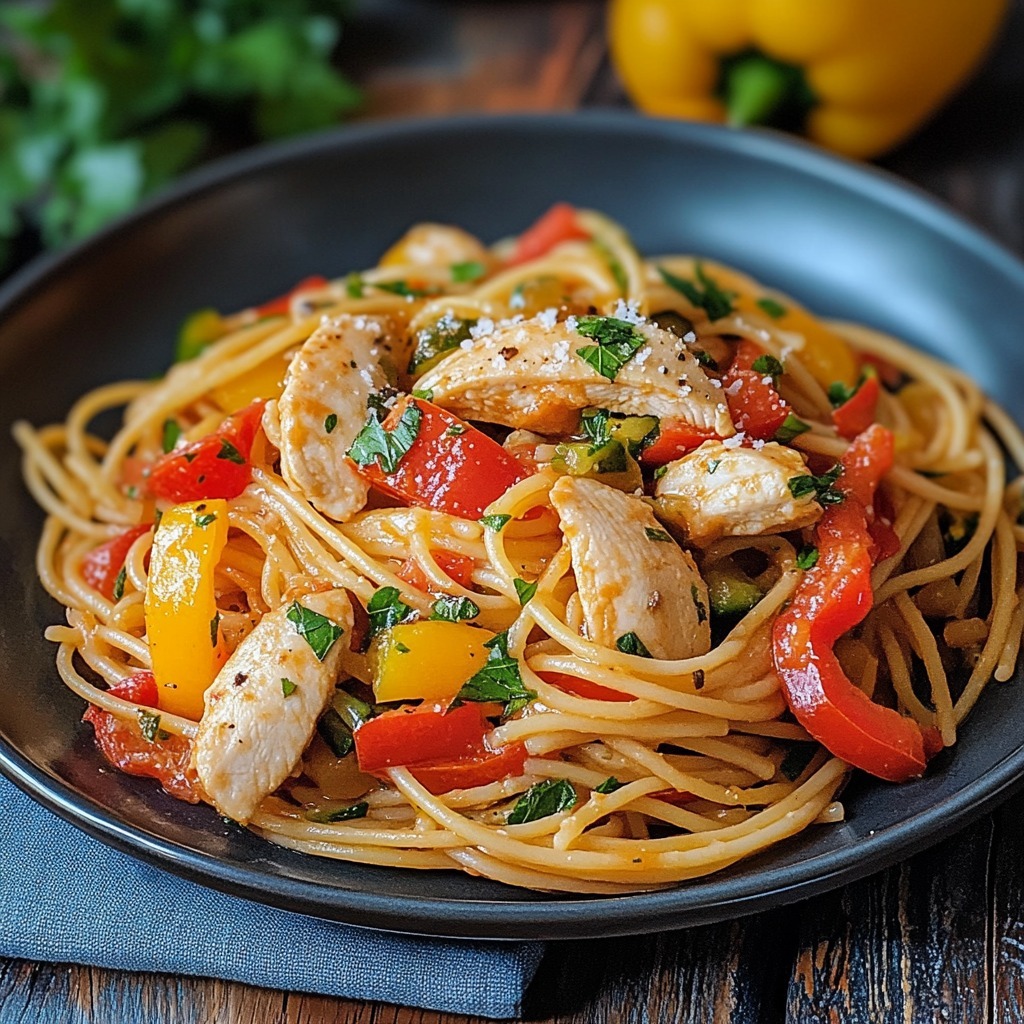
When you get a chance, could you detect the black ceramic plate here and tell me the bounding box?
[3,113,1024,941]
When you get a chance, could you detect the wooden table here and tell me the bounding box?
[4,3,1024,1020]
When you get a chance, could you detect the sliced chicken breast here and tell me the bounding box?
[654,440,822,545]
[415,313,734,436]
[263,315,398,522]
[193,588,353,823]
[550,475,711,661]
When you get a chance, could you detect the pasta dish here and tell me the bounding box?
[14,205,1024,893]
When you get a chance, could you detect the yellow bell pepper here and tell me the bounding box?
[372,621,494,703]
[608,0,1007,158]
[210,354,287,412]
[145,500,229,720]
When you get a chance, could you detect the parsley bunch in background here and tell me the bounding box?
[0,0,360,276]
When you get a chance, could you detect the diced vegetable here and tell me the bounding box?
[317,689,378,758]
[82,672,202,803]
[832,372,880,440]
[80,525,151,601]
[254,275,328,319]
[371,620,495,703]
[539,670,633,703]
[408,743,528,795]
[707,569,763,616]
[639,420,720,465]
[147,400,266,504]
[508,203,590,265]
[354,701,491,773]
[210,356,287,412]
[175,309,228,363]
[144,500,229,720]
[352,396,528,520]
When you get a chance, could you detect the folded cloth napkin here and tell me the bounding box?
[0,775,545,1018]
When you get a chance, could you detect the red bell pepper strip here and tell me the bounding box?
[408,743,529,795]
[772,425,930,782]
[719,341,793,441]
[638,420,720,465]
[833,373,880,440]
[539,670,634,703]
[147,399,266,504]
[507,203,590,265]
[354,702,492,773]
[82,672,203,803]
[255,275,329,319]
[354,396,528,520]
[81,525,151,600]
[396,550,477,593]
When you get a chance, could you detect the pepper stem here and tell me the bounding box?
[722,53,813,129]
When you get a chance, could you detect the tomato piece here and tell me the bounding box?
[833,373,880,440]
[772,426,929,783]
[255,275,329,318]
[354,701,492,774]
[722,370,790,440]
[396,550,477,593]
[539,671,634,703]
[508,203,590,265]
[82,672,203,803]
[638,420,720,465]
[81,525,150,600]
[408,743,528,794]
[725,338,766,373]
[356,397,528,520]
[147,399,266,503]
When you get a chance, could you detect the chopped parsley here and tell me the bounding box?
[796,545,820,570]
[194,511,217,528]
[513,578,538,605]
[209,612,220,648]
[375,280,431,298]
[112,565,127,601]
[445,423,467,437]
[347,402,422,475]
[456,631,535,716]
[366,586,413,640]
[653,464,669,480]
[479,513,512,532]
[217,438,245,464]
[507,778,577,825]
[657,263,735,321]
[451,260,487,283]
[409,316,477,373]
[644,527,672,543]
[161,418,181,453]
[411,387,434,401]
[595,776,624,795]
[788,465,844,505]
[616,631,652,658]
[756,297,787,319]
[574,315,645,381]
[345,273,365,298]
[430,594,480,622]
[305,801,369,823]
[324,413,338,434]
[138,709,163,743]
[581,407,611,448]
[752,354,784,380]
[286,601,344,661]
[394,641,411,654]
[281,677,297,698]
[775,413,811,443]
[691,584,708,624]
[828,380,857,407]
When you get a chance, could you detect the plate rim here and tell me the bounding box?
[3,110,1024,940]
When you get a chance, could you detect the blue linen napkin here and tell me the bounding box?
[0,775,545,1018]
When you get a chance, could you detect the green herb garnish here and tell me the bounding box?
[138,709,162,744]
[513,578,538,605]
[796,546,820,570]
[752,354,784,379]
[347,403,422,475]
[574,316,645,381]
[616,632,652,658]
[217,438,245,464]
[645,527,672,543]
[305,801,369,823]
[657,263,736,321]
[775,413,811,443]
[456,631,536,716]
[595,777,624,795]
[286,601,344,661]
[317,690,378,758]
[113,565,127,601]
[451,260,487,283]
[209,612,220,647]
[479,514,512,532]
[430,595,480,622]
[366,586,413,640]
[324,413,338,434]
[162,418,181,453]
[756,297,787,319]
[194,512,217,528]
[788,465,844,505]
[507,778,577,825]
[375,280,430,298]
[345,273,365,298]
[281,677,297,698]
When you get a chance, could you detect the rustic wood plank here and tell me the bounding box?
[991,793,1024,1024]
[785,813,995,1023]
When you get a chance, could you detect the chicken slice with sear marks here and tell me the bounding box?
[654,440,822,546]
[415,313,734,436]
[262,315,399,522]
[550,475,711,661]
[193,588,353,823]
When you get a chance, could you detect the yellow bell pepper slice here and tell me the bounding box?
[372,621,494,704]
[210,354,287,412]
[145,499,229,719]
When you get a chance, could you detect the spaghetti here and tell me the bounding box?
[14,205,1024,893]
